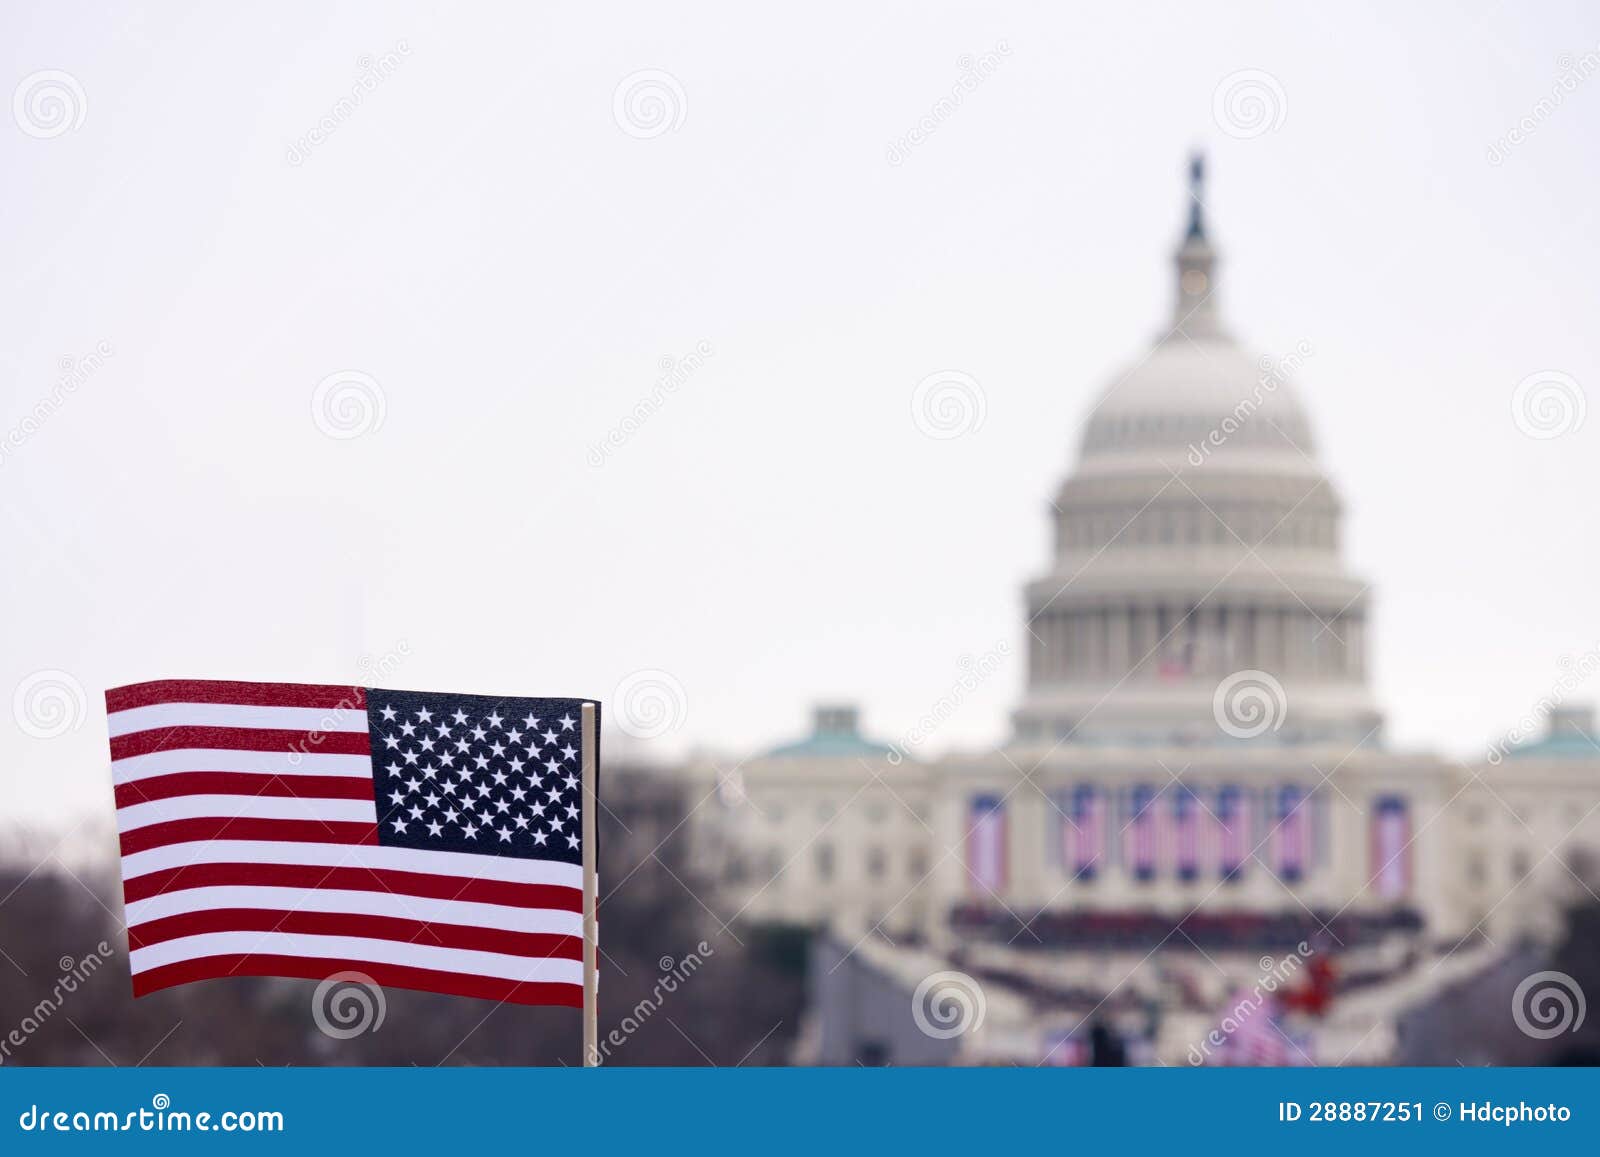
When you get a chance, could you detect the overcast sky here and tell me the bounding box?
[4,1,1598,825]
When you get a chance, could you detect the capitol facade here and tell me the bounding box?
[679,161,1600,1066]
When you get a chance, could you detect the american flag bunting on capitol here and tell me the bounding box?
[1173,786,1200,881]
[1070,785,1104,879]
[967,794,1006,894]
[1128,785,1158,880]
[1370,795,1411,901]
[106,680,600,1017]
[1217,785,1249,880]
[1274,785,1309,882]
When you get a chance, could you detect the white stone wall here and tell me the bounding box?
[680,741,1600,950]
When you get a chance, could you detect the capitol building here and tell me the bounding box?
[678,160,1600,1066]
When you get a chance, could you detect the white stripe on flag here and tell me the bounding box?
[128,932,585,985]
[112,750,374,783]
[107,703,368,737]
[120,840,586,889]
[116,795,378,831]
[125,886,583,936]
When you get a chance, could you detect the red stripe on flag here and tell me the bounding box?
[106,681,366,713]
[110,726,372,760]
[119,818,378,856]
[115,773,375,807]
[127,909,585,961]
[122,862,583,912]
[131,955,584,1008]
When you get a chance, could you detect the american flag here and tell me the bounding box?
[107,679,597,1008]
[967,795,1006,894]
[1174,787,1199,880]
[1275,785,1308,881]
[1070,785,1103,879]
[1042,1030,1087,1066]
[1217,785,1248,880]
[1371,795,1410,900]
[1216,988,1295,1066]
[1128,785,1157,880]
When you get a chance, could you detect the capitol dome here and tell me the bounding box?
[1012,158,1381,748]
[1078,340,1319,472]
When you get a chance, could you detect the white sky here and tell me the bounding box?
[3,1,1598,825]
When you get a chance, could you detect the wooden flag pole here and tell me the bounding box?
[580,702,599,1066]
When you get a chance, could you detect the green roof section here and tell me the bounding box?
[1503,704,1598,759]
[1508,736,1600,758]
[766,705,898,759]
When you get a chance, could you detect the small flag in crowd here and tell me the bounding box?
[106,680,600,1015]
[1215,988,1308,1066]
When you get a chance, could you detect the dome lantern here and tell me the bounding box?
[1173,152,1223,338]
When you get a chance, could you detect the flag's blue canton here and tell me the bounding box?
[366,689,591,866]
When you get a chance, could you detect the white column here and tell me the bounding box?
[1011,788,1045,906]
[1108,607,1130,677]
[1291,609,1310,676]
[1033,613,1048,681]
[1086,608,1106,679]
[1258,607,1280,676]
[1136,606,1158,678]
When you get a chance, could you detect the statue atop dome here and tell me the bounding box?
[1173,153,1222,335]
[1186,152,1207,241]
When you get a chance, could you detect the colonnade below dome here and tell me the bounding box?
[1055,495,1341,555]
[1025,599,1368,687]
